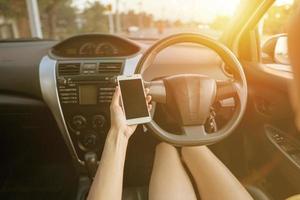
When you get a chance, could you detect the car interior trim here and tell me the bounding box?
[39,55,84,165]
[265,124,300,169]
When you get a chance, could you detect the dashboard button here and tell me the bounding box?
[58,78,67,85]
[80,133,98,150]
[72,115,86,130]
[92,115,106,129]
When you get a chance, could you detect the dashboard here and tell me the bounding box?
[0,33,229,167]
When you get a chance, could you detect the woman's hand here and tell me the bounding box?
[110,86,152,139]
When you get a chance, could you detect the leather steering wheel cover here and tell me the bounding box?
[136,33,247,146]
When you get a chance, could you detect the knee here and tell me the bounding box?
[181,146,208,161]
[155,142,177,154]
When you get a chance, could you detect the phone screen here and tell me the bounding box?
[119,78,149,120]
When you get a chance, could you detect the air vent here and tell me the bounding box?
[98,62,122,74]
[58,63,80,76]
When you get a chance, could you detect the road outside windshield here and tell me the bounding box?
[0,0,296,40]
[0,0,241,40]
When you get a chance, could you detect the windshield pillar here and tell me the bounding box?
[26,0,43,39]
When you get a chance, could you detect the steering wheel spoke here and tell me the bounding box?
[216,79,239,100]
[145,80,166,104]
[182,125,207,137]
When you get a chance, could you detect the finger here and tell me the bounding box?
[148,104,152,111]
[111,86,120,106]
[146,95,152,103]
[145,88,150,95]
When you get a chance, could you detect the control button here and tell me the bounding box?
[57,77,67,85]
[93,115,106,129]
[59,88,76,92]
[81,133,98,150]
[60,92,77,97]
[61,96,77,100]
[99,96,112,100]
[83,63,97,69]
[72,115,86,130]
[109,76,117,83]
[99,92,114,95]
[99,87,115,91]
[62,100,78,104]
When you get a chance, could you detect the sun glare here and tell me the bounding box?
[72,0,297,27]
[275,0,294,5]
[73,0,241,23]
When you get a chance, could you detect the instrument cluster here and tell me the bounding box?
[51,34,141,58]
[78,42,118,56]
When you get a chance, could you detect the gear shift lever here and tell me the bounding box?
[84,152,98,179]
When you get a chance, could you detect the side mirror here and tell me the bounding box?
[262,34,290,65]
[274,36,289,65]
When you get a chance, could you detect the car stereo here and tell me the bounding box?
[57,75,116,105]
[57,62,122,105]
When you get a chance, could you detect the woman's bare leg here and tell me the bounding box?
[182,146,253,200]
[149,143,197,200]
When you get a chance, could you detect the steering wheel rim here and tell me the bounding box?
[135,33,247,146]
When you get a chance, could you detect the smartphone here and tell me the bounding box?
[117,74,151,125]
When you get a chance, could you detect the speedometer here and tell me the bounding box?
[79,42,96,56]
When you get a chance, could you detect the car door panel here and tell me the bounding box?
[242,60,300,195]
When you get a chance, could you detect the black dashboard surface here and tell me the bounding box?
[0,34,227,102]
[0,41,57,99]
[0,34,229,164]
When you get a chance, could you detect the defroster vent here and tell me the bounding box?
[58,63,80,76]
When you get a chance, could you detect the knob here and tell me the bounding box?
[72,115,86,130]
[81,134,98,150]
[92,115,106,129]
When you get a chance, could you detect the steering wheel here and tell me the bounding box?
[135,33,247,146]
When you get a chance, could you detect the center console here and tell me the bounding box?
[56,61,123,161]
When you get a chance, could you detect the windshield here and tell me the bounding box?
[0,0,243,40]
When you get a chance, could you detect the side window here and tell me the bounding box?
[260,0,300,66]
